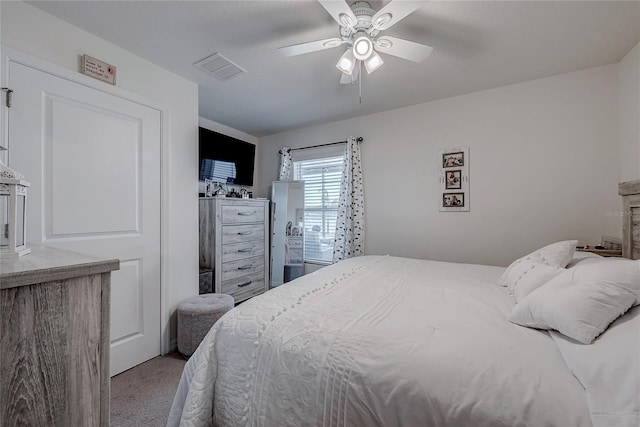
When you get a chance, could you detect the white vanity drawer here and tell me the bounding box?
[222,240,264,263]
[221,256,264,281]
[287,237,303,248]
[222,224,264,244]
[286,248,303,264]
[221,204,265,224]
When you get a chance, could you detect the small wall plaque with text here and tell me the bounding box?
[81,54,116,85]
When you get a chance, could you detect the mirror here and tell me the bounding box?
[270,181,305,287]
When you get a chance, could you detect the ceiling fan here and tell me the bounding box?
[278,0,433,84]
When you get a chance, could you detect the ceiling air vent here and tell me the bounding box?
[194,53,246,81]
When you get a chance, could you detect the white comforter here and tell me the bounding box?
[169,255,592,426]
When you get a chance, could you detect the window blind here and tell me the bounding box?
[200,159,236,183]
[293,155,343,264]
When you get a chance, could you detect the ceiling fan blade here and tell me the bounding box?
[340,60,360,84]
[278,37,345,57]
[318,0,358,30]
[371,0,422,30]
[375,36,434,63]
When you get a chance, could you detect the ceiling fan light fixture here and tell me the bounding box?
[336,49,356,75]
[339,13,354,28]
[364,50,384,74]
[280,0,432,87]
[352,33,373,60]
[373,13,392,28]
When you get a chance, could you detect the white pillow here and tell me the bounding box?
[566,251,603,268]
[509,258,640,344]
[550,306,640,427]
[499,240,578,301]
[507,263,564,302]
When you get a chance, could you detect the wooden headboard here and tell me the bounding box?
[619,180,640,260]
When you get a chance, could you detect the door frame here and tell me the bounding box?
[1,46,172,355]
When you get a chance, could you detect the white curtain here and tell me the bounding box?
[333,136,365,263]
[278,147,293,181]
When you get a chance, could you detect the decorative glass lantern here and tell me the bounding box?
[0,160,30,258]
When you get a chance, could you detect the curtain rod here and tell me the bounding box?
[279,137,363,154]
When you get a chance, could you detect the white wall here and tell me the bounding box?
[258,65,621,267]
[1,1,199,351]
[199,117,258,145]
[618,41,640,182]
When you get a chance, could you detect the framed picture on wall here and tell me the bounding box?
[439,147,469,212]
[445,170,462,189]
[442,151,464,168]
[443,193,465,207]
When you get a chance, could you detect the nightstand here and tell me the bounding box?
[576,248,623,257]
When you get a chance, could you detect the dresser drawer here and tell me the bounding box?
[221,204,265,225]
[221,256,264,281]
[222,240,264,263]
[221,271,265,300]
[222,224,264,244]
[232,283,266,303]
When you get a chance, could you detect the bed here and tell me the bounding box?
[169,181,640,427]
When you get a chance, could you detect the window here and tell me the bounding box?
[293,155,343,264]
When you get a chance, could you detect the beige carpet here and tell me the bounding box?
[110,352,187,426]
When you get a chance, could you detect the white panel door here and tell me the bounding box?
[7,60,161,376]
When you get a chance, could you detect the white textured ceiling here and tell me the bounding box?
[27,1,640,137]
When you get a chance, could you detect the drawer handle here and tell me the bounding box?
[237,248,252,253]
[238,265,252,270]
[237,280,253,288]
[237,212,254,216]
[237,231,252,236]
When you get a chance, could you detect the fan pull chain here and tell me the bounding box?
[359,61,362,104]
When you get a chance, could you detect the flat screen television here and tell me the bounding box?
[199,127,255,187]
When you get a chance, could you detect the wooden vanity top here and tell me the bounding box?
[0,245,119,289]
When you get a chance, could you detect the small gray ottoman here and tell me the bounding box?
[177,293,234,356]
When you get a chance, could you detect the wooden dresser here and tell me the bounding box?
[199,198,269,303]
[619,179,640,259]
[0,245,119,426]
